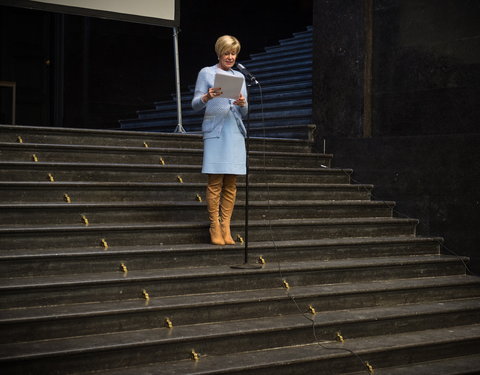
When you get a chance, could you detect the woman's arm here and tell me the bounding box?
[237,79,248,117]
[192,68,209,111]
[192,68,221,111]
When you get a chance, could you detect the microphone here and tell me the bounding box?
[236,63,259,85]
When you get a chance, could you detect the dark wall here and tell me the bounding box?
[0,0,312,129]
[62,15,175,129]
[374,0,480,136]
[312,0,366,138]
[0,5,175,129]
[0,7,53,126]
[313,0,480,272]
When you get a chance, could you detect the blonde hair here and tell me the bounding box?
[215,35,241,57]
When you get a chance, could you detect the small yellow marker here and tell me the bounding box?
[81,215,89,226]
[365,362,374,374]
[120,263,128,273]
[191,349,200,361]
[336,331,345,343]
[164,317,173,328]
[100,239,109,249]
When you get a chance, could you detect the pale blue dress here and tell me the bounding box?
[192,65,248,175]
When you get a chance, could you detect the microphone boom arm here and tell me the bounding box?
[236,63,259,86]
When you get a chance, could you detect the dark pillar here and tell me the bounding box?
[363,0,373,137]
[53,13,65,127]
[312,0,368,139]
[81,17,91,128]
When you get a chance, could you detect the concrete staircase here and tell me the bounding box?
[1,124,480,374]
[119,27,314,139]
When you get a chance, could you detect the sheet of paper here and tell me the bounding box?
[213,73,244,99]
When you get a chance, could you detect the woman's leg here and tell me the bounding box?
[206,174,225,245]
[220,174,237,245]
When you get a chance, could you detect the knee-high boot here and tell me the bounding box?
[220,174,237,245]
[206,174,225,245]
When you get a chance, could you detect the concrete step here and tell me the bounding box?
[243,55,312,70]
[173,80,312,102]
[248,63,312,78]
[1,299,478,374]
[0,236,439,278]
[158,86,312,106]
[140,98,313,120]
[183,72,311,90]
[257,73,312,86]
[124,106,312,126]
[117,122,316,141]
[3,274,476,343]
[248,109,311,123]
[185,71,312,94]
[0,181,374,203]
[0,162,352,184]
[0,141,329,168]
[344,353,480,375]
[281,31,312,41]
[0,199,395,226]
[250,46,312,60]
[0,254,465,308]
[264,40,312,53]
[81,324,480,375]
[248,123,316,140]
[0,216,418,252]
[279,32,312,44]
[250,88,312,103]
[249,80,311,94]
[0,124,314,153]
[153,88,312,111]
[119,116,314,136]
[253,65,312,79]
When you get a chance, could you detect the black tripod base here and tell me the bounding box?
[230,263,263,269]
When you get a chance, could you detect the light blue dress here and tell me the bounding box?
[192,65,248,175]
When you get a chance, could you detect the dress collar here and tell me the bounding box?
[214,64,234,74]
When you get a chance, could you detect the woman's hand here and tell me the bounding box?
[233,93,246,107]
[203,87,222,103]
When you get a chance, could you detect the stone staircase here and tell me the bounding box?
[119,27,314,140]
[1,124,480,374]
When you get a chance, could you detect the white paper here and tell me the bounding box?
[213,73,244,99]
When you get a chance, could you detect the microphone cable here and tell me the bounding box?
[252,80,374,374]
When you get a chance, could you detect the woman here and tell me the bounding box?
[192,35,248,245]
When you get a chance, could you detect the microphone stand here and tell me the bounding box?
[231,72,262,270]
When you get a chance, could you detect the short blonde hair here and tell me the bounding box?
[215,35,241,57]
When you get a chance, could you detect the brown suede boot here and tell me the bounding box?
[206,174,225,245]
[220,174,237,245]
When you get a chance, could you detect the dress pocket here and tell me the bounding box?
[202,115,216,133]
